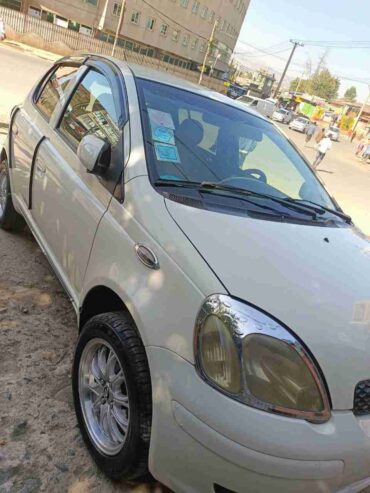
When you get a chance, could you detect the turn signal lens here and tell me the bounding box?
[198,315,241,394]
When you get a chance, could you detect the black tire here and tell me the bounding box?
[0,159,24,231]
[72,312,152,481]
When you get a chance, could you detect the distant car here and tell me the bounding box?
[237,95,276,118]
[227,84,247,99]
[272,108,293,124]
[326,126,340,142]
[289,117,311,133]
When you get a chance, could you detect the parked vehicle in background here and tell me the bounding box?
[227,83,247,99]
[3,54,370,493]
[326,125,340,142]
[0,17,5,41]
[289,117,311,133]
[272,107,294,124]
[237,94,276,118]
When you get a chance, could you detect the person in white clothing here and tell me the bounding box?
[313,136,332,168]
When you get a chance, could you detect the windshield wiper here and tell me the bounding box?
[155,179,319,220]
[199,182,320,219]
[287,198,352,224]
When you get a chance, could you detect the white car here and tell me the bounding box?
[2,55,370,493]
[289,117,311,132]
[272,108,293,124]
[326,125,340,142]
[237,94,276,118]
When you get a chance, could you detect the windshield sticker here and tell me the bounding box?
[154,143,180,163]
[148,109,175,130]
[152,125,175,145]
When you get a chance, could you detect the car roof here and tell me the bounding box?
[62,54,270,123]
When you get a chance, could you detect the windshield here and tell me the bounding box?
[329,126,339,132]
[137,78,334,209]
[277,109,289,114]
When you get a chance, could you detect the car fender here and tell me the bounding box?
[81,176,226,363]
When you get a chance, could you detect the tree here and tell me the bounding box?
[344,86,357,102]
[310,69,340,101]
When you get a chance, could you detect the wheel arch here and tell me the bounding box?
[79,285,137,332]
[0,147,7,163]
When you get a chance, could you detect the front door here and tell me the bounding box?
[31,64,126,297]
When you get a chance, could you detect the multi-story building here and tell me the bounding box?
[15,0,250,76]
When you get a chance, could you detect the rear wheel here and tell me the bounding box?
[0,159,24,231]
[72,312,152,481]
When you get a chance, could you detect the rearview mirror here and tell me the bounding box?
[77,134,111,175]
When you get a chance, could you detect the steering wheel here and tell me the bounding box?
[221,168,267,185]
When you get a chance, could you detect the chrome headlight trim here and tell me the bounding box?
[194,294,331,423]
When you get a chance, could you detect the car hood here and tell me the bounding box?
[166,199,370,410]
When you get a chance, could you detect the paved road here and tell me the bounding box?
[279,124,370,236]
[0,43,53,123]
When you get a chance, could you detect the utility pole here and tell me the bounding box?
[274,40,304,98]
[199,18,218,85]
[111,0,126,57]
[351,84,370,136]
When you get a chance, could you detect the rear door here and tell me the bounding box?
[11,64,80,208]
[30,60,127,297]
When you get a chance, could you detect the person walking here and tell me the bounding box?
[305,121,317,145]
[315,127,325,144]
[313,135,332,168]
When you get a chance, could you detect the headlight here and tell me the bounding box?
[195,295,331,423]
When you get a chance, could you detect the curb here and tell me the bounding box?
[2,40,60,62]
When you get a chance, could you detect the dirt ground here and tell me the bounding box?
[0,228,166,493]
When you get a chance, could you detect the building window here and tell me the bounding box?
[130,11,140,24]
[182,34,190,46]
[160,23,168,36]
[192,0,199,13]
[191,38,198,50]
[200,41,206,52]
[180,0,189,7]
[209,10,215,23]
[172,29,180,41]
[146,17,155,31]
[28,6,41,17]
[200,6,208,18]
[112,2,121,16]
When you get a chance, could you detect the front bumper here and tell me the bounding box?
[147,347,370,493]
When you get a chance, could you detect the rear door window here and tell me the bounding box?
[35,65,78,121]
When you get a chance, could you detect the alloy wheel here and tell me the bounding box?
[79,338,130,456]
[0,168,8,219]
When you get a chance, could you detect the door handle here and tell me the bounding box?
[35,158,46,176]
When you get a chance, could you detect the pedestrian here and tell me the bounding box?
[313,136,332,168]
[355,139,365,157]
[361,141,370,163]
[350,130,357,143]
[315,127,325,143]
[305,121,317,145]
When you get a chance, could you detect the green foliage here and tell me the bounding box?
[344,86,357,102]
[289,69,340,101]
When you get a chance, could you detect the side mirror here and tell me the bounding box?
[77,134,111,175]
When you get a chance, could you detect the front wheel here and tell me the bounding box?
[0,159,24,231]
[72,312,152,481]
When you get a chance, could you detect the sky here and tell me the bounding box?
[236,0,370,101]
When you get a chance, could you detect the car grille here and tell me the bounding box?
[354,380,370,416]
